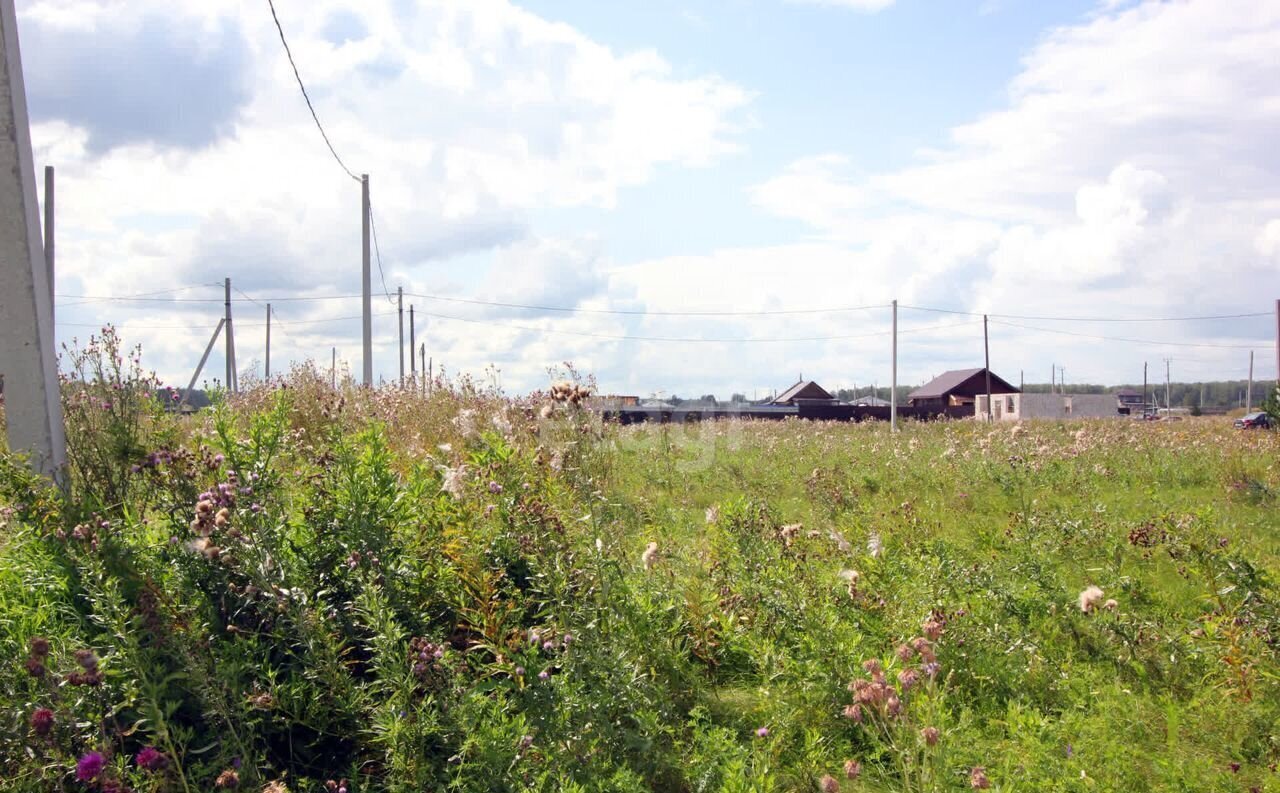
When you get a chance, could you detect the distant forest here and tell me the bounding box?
[177,381,1276,412]
[828,381,1275,411]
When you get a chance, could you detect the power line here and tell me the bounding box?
[367,204,396,305]
[988,318,1266,350]
[265,0,360,183]
[58,284,221,308]
[412,311,980,343]
[901,304,1270,323]
[57,311,397,331]
[404,293,892,317]
[61,288,1273,325]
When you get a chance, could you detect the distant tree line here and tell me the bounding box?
[661,379,1277,411]
[1020,379,1277,410]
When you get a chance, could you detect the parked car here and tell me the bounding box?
[1233,411,1272,429]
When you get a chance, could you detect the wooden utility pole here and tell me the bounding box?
[361,174,372,387]
[1165,358,1172,414]
[397,286,404,387]
[184,319,225,407]
[43,165,52,332]
[1246,350,1254,411]
[890,299,898,432]
[0,0,66,480]
[264,304,271,380]
[983,314,992,421]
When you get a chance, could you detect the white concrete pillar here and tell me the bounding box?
[0,0,66,480]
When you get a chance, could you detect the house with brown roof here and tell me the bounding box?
[770,380,835,406]
[907,368,1019,409]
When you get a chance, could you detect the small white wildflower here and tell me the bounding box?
[452,409,477,438]
[437,443,453,453]
[1103,598,1118,611]
[705,506,720,525]
[440,465,467,499]
[595,538,603,553]
[867,532,883,558]
[491,412,512,435]
[829,530,852,553]
[1078,585,1105,613]
[641,541,659,571]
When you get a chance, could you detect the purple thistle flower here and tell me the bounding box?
[136,746,168,772]
[756,726,769,738]
[76,752,106,782]
[30,707,54,736]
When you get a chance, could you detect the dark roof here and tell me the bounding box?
[772,380,834,404]
[851,395,890,407]
[1115,388,1142,397]
[908,368,1019,400]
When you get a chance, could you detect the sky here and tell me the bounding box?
[21,0,1280,398]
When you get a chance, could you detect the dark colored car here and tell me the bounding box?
[1233,412,1272,429]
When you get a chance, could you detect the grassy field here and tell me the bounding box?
[1,336,1278,792]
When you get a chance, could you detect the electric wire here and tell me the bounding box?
[266,0,361,183]
[58,289,1272,324]
[901,304,1270,323]
[411,313,980,343]
[988,318,1265,350]
[368,204,397,304]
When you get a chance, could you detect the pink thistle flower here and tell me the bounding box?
[819,774,839,793]
[844,759,862,779]
[136,746,168,772]
[76,752,106,782]
[30,707,54,736]
[970,766,991,789]
[898,667,919,691]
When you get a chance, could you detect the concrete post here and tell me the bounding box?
[409,305,415,383]
[983,315,992,422]
[43,165,52,333]
[0,0,66,479]
[183,319,225,407]
[224,278,234,391]
[397,286,404,387]
[265,303,271,380]
[1246,350,1253,412]
[361,174,372,387]
[890,299,897,432]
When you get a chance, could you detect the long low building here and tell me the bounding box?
[975,392,1121,420]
